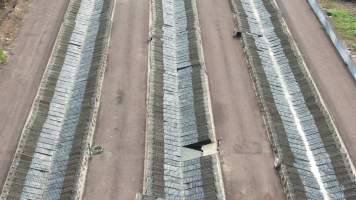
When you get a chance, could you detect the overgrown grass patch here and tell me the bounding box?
[320,0,356,50]
[328,8,356,37]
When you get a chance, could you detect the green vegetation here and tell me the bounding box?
[320,0,356,50]
[0,49,7,64]
[328,9,356,39]
[91,145,104,155]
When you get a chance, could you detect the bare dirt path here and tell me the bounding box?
[0,0,69,189]
[83,0,149,199]
[275,0,356,167]
[197,0,285,199]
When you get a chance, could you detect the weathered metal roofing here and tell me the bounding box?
[140,0,225,199]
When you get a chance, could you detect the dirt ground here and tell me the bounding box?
[0,0,32,61]
[275,0,356,169]
[83,0,149,199]
[0,0,69,190]
[197,0,286,199]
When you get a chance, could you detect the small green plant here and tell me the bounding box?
[91,144,104,155]
[0,49,8,64]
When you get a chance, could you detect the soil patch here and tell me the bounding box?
[0,0,31,63]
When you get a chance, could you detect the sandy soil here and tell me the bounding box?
[0,0,32,63]
[83,0,149,199]
[275,0,356,168]
[197,0,286,199]
[0,0,69,190]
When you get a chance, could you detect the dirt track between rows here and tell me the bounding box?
[83,0,149,199]
[198,0,286,199]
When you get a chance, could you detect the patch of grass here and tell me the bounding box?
[327,8,356,39]
[0,49,7,64]
[320,0,356,50]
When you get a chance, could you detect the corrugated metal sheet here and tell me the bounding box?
[141,0,225,199]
